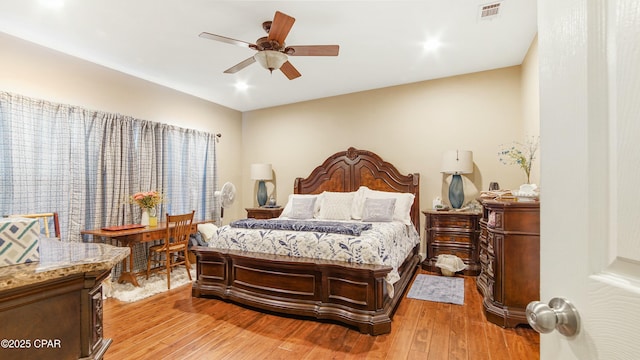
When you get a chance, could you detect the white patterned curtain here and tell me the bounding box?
[0,92,219,244]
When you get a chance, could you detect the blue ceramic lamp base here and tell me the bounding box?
[448,174,464,209]
[257,180,267,207]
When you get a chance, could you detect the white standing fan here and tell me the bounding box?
[214,182,236,222]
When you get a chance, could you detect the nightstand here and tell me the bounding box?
[245,207,283,219]
[421,210,481,276]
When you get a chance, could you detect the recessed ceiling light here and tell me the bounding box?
[423,39,441,52]
[234,81,249,91]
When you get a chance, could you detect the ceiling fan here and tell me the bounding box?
[199,11,339,80]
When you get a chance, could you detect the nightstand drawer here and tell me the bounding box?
[430,245,471,260]
[430,214,477,230]
[431,232,473,244]
[246,207,283,219]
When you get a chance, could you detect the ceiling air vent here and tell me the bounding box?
[479,2,502,20]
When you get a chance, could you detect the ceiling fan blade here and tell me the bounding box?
[223,56,256,74]
[280,61,301,80]
[199,32,255,49]
[286,45,340,56]
[267,11,295,45]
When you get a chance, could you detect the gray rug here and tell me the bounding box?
[407,274,465,305]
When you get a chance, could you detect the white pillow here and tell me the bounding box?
[289,197,317,219]
[361,197,396,222]
[198,223,218,242]
[280,194,321,218]
[354,188,415,225]
[350,186,369,220]
[317,191,355,220]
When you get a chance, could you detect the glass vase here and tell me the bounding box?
[148,207,158,227]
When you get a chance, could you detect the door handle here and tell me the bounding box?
[526,297,580,337]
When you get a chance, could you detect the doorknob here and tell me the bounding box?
[526,297,580,337]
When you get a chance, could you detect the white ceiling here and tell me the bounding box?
[0,1,537,112]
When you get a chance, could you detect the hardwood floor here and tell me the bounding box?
[103,269,539,359]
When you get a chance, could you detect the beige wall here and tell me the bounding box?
[521,35,541,185]
[242,65,531,215]
[0,32,246,222]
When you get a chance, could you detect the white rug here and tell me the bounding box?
[104,268,196,303]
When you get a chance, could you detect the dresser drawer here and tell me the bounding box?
[486,231,495,255]
[487,210,504,230]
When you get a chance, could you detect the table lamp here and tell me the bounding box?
[251,163,273,207]
[441,150,473,209]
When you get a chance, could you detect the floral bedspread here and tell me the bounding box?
[208,220,421,295]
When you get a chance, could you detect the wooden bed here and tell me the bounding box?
[192,147,421,335]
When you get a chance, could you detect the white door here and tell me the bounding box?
[538,0,640,358]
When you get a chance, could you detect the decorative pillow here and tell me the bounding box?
[317,191,355,220]
[280,194,321,218]
[197,223,218,242]
[0,217,40,266]
[361,197,396,222]
[354,188,415,225]
[289,197,317,219]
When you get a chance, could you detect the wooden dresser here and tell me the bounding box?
[477,199,540,327]
[422,210,481,276]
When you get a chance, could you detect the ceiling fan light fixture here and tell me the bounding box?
[254,50,288,73]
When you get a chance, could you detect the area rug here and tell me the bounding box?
[104,268,196,303]
[407,274,465,305]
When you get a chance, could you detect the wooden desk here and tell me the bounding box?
[81,221,210,287]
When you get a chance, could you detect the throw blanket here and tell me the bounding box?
[230,219,372,236]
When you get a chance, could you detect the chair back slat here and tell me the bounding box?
[7,212,60,238]
[164,211,195,249]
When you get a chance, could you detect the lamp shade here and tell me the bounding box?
[251,163,273,180]
[441,150,473,175]
[254,51,288,72]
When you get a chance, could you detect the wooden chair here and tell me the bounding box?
[8,212,60,238]
[146,210,195,289]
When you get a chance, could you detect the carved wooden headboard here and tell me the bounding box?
[294,147,421,230]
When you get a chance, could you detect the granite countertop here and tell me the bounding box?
[0,239,129,291]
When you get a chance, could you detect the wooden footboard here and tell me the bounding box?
[192,244,420,335]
